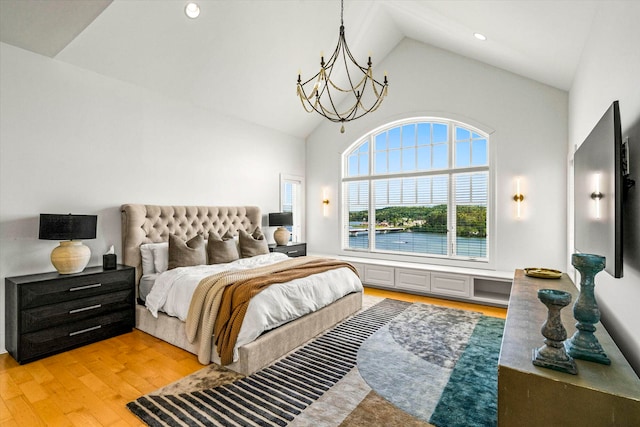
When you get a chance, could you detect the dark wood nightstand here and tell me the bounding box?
[5,264,135,364]
[269,242,307,258]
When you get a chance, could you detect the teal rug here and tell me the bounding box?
[128,299,505,426]
[430,316,505,426]
[358,303,505,427]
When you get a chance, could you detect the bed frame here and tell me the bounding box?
[121,204,362,375]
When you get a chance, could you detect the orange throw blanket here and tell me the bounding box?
[213,257,358,365]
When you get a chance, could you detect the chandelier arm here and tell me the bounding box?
[341,34,369,74]
[336,28,382,119]
[297,85,320,112]
[298,96,316,113]
[350,91,386,120]
[338,31,362,98]
[300,90,343,122]
[297,84,320,103]
[323,82,347,119]
[315,81,359,120]
[301,73,349,121]
[367,68,389,98]
[307,69,348,121]
[299,79,388,121]
[320,70,386,118]
[317,51,347,118]
[316,40,342,101]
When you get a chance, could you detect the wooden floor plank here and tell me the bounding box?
[4,395,47,427]
[43,379,86,414]
[0,372,22,401]
[17,379,49,403]
[364,286,508,318]
[31,398,73,427]
[0,395,13,423]
[23,361,55,384]
[0,288,507,426]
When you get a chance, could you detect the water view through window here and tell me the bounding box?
[343,119,490,261]
[348,208,487,258]
[348,229,486,257]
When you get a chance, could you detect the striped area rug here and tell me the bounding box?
[127,298,410,426]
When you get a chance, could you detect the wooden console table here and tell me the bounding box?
[498,269,640,426]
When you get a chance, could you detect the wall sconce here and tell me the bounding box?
[513,178,524,218]
[591,173,603,219]
[322,189,330,217]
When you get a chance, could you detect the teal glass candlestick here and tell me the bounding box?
[532,288,577,375]
[565,253,611,365]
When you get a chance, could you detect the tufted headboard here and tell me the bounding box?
[121,204,262,284]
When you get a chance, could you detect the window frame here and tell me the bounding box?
[341,117,495,269]
[280,173,305,243]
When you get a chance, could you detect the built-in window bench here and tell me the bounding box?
[337,256,513,307]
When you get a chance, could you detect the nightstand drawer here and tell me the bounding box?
[270,243,307,257]
[21,289,134,333]
[19,269,134,309]
[19,309,134,363]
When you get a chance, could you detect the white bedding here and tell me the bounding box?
[144,253,363,361]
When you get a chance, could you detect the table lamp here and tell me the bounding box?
[269,212,293,246]
[39,213,97,274]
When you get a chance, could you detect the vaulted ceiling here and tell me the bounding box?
[0,0,602,138]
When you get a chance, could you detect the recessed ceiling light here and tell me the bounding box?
[474,33,487,41]
[185,2,200,19]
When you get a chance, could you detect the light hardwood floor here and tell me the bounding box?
[1,288,507,426]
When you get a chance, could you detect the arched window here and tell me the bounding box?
[342,118,491,263]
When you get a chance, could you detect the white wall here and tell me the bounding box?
[568,1,640,374]
[0,43,305,353]
[306,38,568,274]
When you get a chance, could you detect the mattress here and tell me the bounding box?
[141,252,363,361]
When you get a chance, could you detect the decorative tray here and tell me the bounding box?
[524,268,562,279]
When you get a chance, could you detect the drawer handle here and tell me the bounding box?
[69,304,102,314]
[69,283,102,292]
[287,250,299,254]
[69,325,101,336]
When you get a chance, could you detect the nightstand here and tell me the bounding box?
[269,242,307,258]
[5,264,135,364]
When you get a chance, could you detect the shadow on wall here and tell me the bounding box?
[98,206,122,254]
[1,206,123,276]
[0,216,46,273]
[623,115,639,273]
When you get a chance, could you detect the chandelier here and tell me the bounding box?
[296,0,388,133]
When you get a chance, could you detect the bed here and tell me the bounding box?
[121,204,363,375]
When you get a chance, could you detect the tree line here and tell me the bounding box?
[349,205,486,238]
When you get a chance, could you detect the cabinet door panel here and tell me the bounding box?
[431,273,471,298]
[395,269,430,293]
[363,265,395,287]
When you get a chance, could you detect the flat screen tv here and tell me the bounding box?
[574,101,624,278]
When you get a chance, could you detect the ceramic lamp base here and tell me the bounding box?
[273,227,290,246]
[51,241,91,274]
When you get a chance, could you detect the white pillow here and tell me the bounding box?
[140,242,168,275]
[151,243,169,274]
